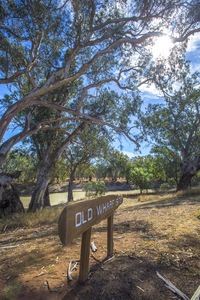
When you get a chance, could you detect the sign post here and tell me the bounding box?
[107,214,114,257]
[58,195,123,283]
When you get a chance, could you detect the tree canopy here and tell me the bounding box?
[140,66,200,189]
[1,0,200,162]
[1,0,200,211]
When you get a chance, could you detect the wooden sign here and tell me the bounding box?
[58,195,123,246]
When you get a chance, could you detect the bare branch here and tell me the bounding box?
[0,70,26,84]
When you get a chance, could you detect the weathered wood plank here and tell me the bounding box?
[58,195,123,245]
[107,214,114,257]
[79,228,92,283]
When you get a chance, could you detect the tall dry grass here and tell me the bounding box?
[1,187,199,232]
[0,206,64,232]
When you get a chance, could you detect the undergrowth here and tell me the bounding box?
[1,280,22,300]
[1,187,199,232]
[176,187,200,197]
[0,206,63,232]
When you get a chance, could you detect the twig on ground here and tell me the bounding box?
[44,280,52,293]
[67,260,80,282]
[136,286,145,292]
[191,286,200,300]
[90,241,97,252]
[90,252,101,262]
[156,271,190,300]
[0,244,20,249]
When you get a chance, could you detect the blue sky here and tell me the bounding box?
[1,33,200,158]
[116,32,200,158]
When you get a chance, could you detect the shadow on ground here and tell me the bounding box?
[61,255,197,300]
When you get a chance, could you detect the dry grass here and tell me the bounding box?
[0,206,64,232]
[137,193,172,202]
[0,190,199,300]
[1,188,200,232]
[137,187,200,202]
[176,187,200,197]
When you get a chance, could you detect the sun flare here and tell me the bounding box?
[152,36,173,59]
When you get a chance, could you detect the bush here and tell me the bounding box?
[160,183,172,191]
[84,181,106,196]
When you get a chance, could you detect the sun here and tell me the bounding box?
[152,36,174,59]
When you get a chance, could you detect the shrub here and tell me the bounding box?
[160,183,172,191]
[84,181,106,196]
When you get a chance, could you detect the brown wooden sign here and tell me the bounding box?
[58,195,123,246]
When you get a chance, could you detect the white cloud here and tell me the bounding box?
[187,32,200,52]
[139,83,162,98]
[122,150,135,158]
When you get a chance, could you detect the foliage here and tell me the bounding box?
[2,280,22,300]
[76,163,96,180]
[129,155,166,193]
[1,0,200,164]
[150,146,180,186]
[160,183,173,191]
[99,149,132,181]
[1,1,200,211]
[51,158,69,183]
[84,181,106,196]
[94,162,109,180]
[2,148,37,183]
[140,68,200,189]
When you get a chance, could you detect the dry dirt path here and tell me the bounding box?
[0,194,199,300]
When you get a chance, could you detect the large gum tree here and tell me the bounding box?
[0,0,200,211]
[140,68,200,190]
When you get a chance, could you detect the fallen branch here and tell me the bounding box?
[0,244,20,250]
[156,272,189,300]
[90,241,97,252]
[102,255,115,264]
[67,260,80,282]
[44,280,52,293]
[90,252,101,262]
[191,286,200,300]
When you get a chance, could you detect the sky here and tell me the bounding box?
[116,32,200,158]
[1,27,200,159]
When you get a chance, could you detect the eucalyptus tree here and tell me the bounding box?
[140,70,200,190]
[1,0,200,161]
[105,150,131,181]
[129,155,166,193]
[63,124,111,202]
[150,146,181,187]
[2,148,37,183]
[1,1,200,211]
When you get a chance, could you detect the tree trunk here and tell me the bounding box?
[28,145,55,212]
[0,172,24,217]
[176,173,194,191]
[177,156,200,191]
[28,174,50,212]
[44,185,51,207]
[68,171,75,202]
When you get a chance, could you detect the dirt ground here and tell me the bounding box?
[0,193,199,300]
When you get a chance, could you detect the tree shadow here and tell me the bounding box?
[123,195,199,212]
[60,254,198,300]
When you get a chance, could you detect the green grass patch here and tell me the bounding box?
[2,280,22,300]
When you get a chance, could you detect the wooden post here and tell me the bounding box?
[79,227,92,283]
[58,196,123,282]
[107,214,114,258]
